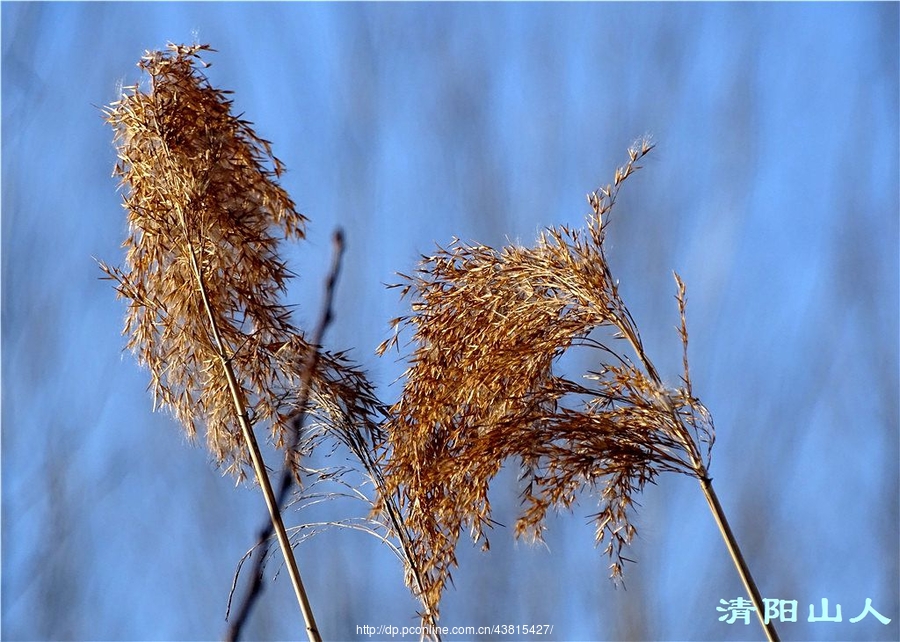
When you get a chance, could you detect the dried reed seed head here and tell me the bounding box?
[101,43,379,479]
[381,139,713,616]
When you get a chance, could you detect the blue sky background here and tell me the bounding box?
[2,3,897,641]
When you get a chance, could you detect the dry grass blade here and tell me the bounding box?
[380,138,776,641]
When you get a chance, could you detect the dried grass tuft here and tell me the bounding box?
[98,43,384,641]
[379,138,717,617]
[99,43,377,480]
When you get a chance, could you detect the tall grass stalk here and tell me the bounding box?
[101,43,437,640]
[100,43,325,641]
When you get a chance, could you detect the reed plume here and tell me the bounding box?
[380,139,778,640]
[101,42,441,640]
[98,42,377,641]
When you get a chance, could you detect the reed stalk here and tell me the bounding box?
[701,478,779,641]
[380,137,778,640]
[101,42,435,640]
[99,42,329,640]
[182,200,321,642]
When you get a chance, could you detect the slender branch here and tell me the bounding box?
[282,229,347,502]
[225,230,345,642]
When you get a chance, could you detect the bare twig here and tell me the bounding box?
[225,230,345,642]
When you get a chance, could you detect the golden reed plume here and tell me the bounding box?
[380,139,777,640]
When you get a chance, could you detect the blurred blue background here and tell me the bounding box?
[2,3,897,641]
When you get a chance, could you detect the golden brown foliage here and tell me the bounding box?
[379,138,715,617]
[99,44,434,638]
[99,42,379,482]
[100,43,771,639]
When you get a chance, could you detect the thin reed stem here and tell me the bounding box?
[230,375,321,642]
[622,279,778,640]
[179,186,320,642]
[225,232,348,642]
[700,478,780,642]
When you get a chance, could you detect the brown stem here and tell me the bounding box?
[186,242,321,642]
[620,310,776,641]
[699,477,779,642]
